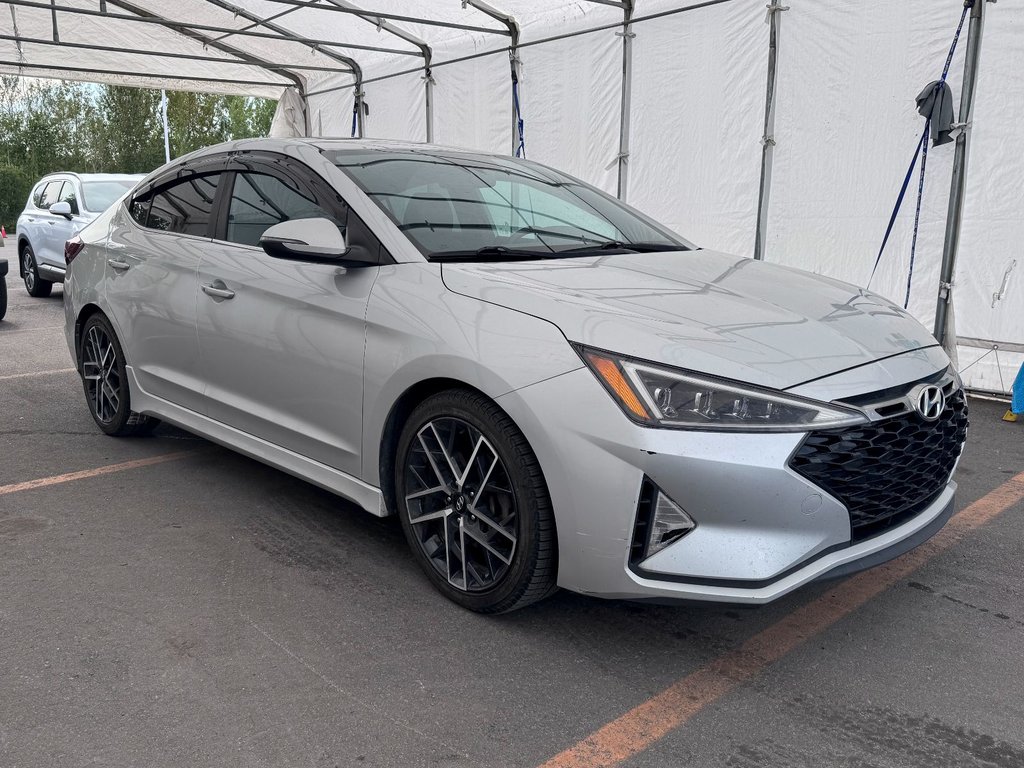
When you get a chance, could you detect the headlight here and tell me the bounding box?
[577,346,868,432]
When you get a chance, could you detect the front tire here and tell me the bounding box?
[0,276,7,321]
[79,314,159,436]
[396,389,557,613]
[21,245,53,298]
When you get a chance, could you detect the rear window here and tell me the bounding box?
[82,180,137,212]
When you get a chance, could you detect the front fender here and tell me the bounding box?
[361,262,583,486]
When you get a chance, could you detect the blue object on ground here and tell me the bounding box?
[1013,362,1024,414]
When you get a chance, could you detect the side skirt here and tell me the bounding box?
[126,366,388,517]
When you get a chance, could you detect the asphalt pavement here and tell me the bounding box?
[1,281,1022,768]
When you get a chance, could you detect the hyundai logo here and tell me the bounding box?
[915,384,946,421]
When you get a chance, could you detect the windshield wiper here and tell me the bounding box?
[429,246,557,263]
[560,240,687,254]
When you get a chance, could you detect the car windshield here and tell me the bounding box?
[331,149,691,261]
[81,179,138,212]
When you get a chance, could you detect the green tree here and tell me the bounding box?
[0,76,279,226]
[98,85,164,173]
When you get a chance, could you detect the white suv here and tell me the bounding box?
[16,173,142,297]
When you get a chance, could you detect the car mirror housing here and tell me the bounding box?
[50,201,73,219]
[259,217,374,267]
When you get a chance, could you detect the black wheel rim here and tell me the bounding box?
[23,252,35,291]
[82,325,121,424]
[403,417,518,592]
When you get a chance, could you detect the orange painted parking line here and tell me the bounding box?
[0,451,200,497]
[0,368,76,381]
[538,471,1024,768]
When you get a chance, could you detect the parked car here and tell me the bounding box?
[16,172,143,297]
[63,139,967,612]
[0,255,7,321]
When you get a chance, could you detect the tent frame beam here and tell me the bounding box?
[319,0,433,141]
[4,0,410,58]
[0,34,362,73]
[263,0,509,36]
[103,0,308,97]
[0,59,287,88]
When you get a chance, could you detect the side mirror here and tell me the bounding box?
[50,201,73,219]
[259,218,375,267]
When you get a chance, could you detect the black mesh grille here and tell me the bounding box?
[790,389,968,542]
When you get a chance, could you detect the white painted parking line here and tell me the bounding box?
[0,368,76,381]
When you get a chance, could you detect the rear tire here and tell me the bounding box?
[0,277,7,321]
[79,313,159,437]
[21,245,53,298]
[395,389,557,613]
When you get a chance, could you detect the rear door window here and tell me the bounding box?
[144,174,222,236]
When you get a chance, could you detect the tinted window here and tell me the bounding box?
[37,180,64,210]
[225,171,338,247]
[82,179,137,212]
[333,150,689,259]
[58,182,80,215]
[146,174,221,236]
[128,196,150,226]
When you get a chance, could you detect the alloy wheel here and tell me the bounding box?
[403,417,518,592]
[82,324,121,424]
[23,252,35,292]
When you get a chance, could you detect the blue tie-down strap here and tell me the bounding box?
[512,73,525,158]
[868,4,970,296]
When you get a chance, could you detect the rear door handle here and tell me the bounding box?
[107,258,131,271]
[202,281,235,300]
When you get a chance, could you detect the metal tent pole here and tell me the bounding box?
[615,1,634,201]
[934,0,988,346]
[424,51,435,143]
[753,0,788,260]
[160,89,171,162]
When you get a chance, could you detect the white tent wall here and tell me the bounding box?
[765,1,968,320]
[516,27,621,192]
[629,0,767,258]
[3,0,1020,393]
[362,71,425,140]
[948,7,1023,394]
[431,51,509,153]
[764,0,1022,393]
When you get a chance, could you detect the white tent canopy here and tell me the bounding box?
[1,0,1020,394]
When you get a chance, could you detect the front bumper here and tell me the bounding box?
[496,359,961,604]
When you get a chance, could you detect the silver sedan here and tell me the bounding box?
[63,139,967,612]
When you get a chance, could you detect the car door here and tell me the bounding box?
[105,158,225,413]
[39,180,82,268]
[195,154,380,476]
[28,179,66,265]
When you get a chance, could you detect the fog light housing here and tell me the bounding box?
[631,479,696,563]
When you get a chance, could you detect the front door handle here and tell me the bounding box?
[202,281,235,300]
[107,258,131,271]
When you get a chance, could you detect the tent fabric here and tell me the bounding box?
[268,86,307,138]
[0,0,1019,392]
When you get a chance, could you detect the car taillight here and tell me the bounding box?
[65,237,85,264]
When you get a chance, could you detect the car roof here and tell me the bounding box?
[182,137,502,160]
[36,172,146,183]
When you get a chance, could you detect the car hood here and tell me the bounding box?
[441,249,938,391]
